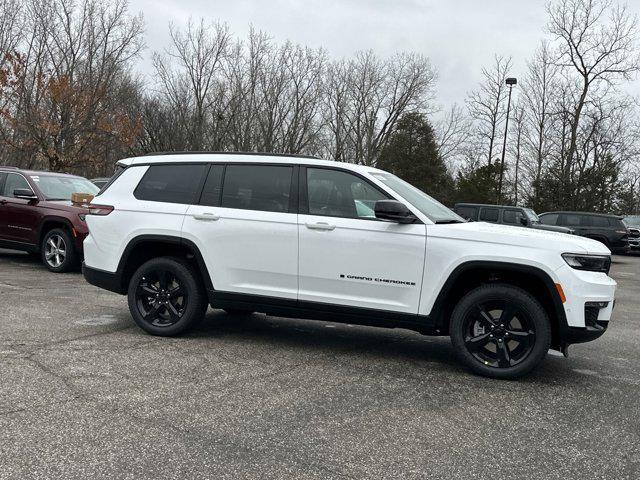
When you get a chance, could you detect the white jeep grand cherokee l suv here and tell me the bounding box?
[82,153,616,379]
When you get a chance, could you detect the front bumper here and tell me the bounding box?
[554,264,616,346]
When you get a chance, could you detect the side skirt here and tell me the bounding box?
[208,290,439,335]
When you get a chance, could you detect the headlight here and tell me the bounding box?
[562,253,611,274]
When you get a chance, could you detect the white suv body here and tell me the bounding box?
[83,153,616,378]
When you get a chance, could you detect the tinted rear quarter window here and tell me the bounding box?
[135,164,207,204]
[221,165,293,213]
[479,208,499,222]
[589,216,610,228]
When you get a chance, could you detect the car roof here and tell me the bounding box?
[0,167,84,178]
[117,152,385,175]
[454,203,525,209]
[540,211,623,219]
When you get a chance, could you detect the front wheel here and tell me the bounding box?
[450,284,551,379]
[127,257,208,336]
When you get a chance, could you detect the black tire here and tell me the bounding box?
[127,257,208,336]
[450,284,551,379]
[223,308,254,316]
[41,228,78,273]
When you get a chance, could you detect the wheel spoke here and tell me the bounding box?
[499,306,516,326]
[496,340,512,367]
[45,251,55,259]
[48,238,57,249]
[143,303,161,321]
[138,283,158,296]
[166,302,181,321]
[168,285,184,298]
[465,332,492,351]
[476,306,497,328]
[507,329,534,340]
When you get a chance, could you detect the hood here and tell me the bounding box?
[40,199,90,213]
[530,223,574,234]
[430,221,611,255]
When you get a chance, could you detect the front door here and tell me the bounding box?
[0,172,40,245]
[183,163,299,299]
[297,167,426,314]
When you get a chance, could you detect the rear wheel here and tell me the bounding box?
[41,228,78,273]
[450,284,551,379]
[127,257,207,336]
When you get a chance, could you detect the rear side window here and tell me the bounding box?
[562,214,582,227]
[589,216,610,227]
[199,165,225,207]
[134,164,207,204]
[221,165,293,213]
[479,208,499,222]
[540,213,558,225]
[456,206,477,221]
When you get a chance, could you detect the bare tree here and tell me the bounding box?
[435,103,471,168]
[467,55,512,166]
[548,0,640,205]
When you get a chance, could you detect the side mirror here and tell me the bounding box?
[519,216,529,226]
[374,200,418,224]
[13,188,38,201]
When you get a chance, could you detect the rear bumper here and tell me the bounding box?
[82,263,125,294]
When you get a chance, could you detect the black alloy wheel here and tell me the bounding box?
[462,300,535,368]
[135,269,188,327]
[450,284,551,379]
[127,257,207,336]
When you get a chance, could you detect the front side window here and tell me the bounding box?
[307,168,388,219]
[369,172,462,223]
[2,173,31,197]
[502,209,524,225]
[31,175,98,200]
[221,165,293,213]
[134,164,207,204]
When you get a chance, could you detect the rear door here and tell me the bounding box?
[183,163,299,299]
[297,166,425,313]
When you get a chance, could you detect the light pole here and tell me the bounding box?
[497,77,517,204]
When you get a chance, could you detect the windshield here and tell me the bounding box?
[524,208,540,223]
[31,175,99,200]
[624,215,640,228]
[370,172,464,223]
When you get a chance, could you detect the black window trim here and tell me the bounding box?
[299,165,401,222]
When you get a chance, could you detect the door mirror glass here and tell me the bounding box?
[374,200,417,224]
[13,188,38,200]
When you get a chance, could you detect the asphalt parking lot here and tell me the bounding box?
[1,249,639,479]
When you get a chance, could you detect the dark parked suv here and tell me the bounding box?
[453,203,574,234]
[539,211,630,254]
[0,167,99,271]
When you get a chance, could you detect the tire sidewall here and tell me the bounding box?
[450,284,551,379]
[127,257,206,336]
[41,228,77,273]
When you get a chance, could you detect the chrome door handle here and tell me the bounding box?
[305,222,335,231]
[192,213,220,221]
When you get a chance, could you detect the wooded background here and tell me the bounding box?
[1,0,639,213]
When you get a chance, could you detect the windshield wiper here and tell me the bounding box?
[434,219,465,224]
[45,198,68,201]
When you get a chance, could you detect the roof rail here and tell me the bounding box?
[142,151,321,160]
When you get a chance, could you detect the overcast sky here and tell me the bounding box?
[131,0,640,109]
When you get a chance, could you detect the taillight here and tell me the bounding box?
[87,204,114,215]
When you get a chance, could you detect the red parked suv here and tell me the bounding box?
[0,167,99,272]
